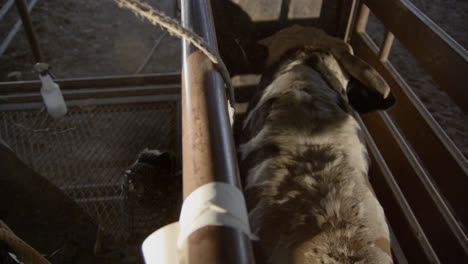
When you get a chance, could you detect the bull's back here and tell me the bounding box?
[239,61,392,264]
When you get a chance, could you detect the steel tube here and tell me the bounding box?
[337,0,359,41]
[14,0,41,62]
[355,115,441,263]
[355,3,369,34]
[0,72,181,93]
[181,0,254,263]
[379,31,394,62]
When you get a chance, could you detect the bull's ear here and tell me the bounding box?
[346,78,396,113]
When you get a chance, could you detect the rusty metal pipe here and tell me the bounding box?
[14,0,41,62]
[181,0,255,263]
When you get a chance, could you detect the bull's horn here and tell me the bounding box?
[332,47,391,98]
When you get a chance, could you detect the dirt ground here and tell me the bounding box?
[0,0,181,80]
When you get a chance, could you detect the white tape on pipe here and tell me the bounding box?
[178,181,256,246]
[142,222,181,264]
[141,182,256,264]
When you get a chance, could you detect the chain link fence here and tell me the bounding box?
[0,100,179,241]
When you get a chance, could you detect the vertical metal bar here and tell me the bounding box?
[379,31,394,62]
[337,0,359,41]
[355,3,370,34]
[14,0,41,62]
[379,111,468,253]
[176,99,182,160]
[181,0,254,263]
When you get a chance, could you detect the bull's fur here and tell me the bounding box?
[238,30,393,264]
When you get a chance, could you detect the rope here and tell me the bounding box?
[0,220,51,264]
[114,0,236,106]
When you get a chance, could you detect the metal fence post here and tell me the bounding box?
[14,0,41,62]
[180,0,255,263]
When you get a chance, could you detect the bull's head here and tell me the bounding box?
[259,25,395,113]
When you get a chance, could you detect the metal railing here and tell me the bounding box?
[180,0,255,263]
[350,0,468,263]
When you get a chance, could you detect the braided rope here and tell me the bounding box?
[114,0,236,106]
[0,220,51,264]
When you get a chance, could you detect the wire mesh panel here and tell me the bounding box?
[0,100,178,240]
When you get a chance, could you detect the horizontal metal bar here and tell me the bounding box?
[0,94,180,111]
[380,111,468,253]
[355,114,441,263]
[363,0,468,114]
[75,196,121,203]
[0,84,181,104]
[0,72,181,94]
[61,183,121,191]
[360,110,468,261]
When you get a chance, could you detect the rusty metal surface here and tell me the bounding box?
[181,0,254,263]
[14,0,41,62]
[362,0,468,115]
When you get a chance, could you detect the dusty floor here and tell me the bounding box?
[0,0,181,80]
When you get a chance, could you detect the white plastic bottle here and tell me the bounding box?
[38,67,67,119]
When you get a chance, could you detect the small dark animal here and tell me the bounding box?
[120,149,182,241]
[122,150,177,209]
